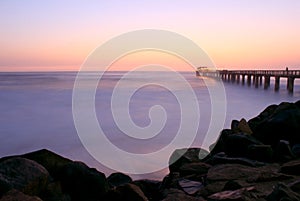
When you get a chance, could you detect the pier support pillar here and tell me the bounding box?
[274,76,280,91]
[264,76,270,89]
[247,75,251,86]
[254,76,259,88]
[196,71,200,76]
[236,75,240,84]
[287,77,295,93]
[259,76,263,86]
[242,75,245,85]
[231,74,236,83]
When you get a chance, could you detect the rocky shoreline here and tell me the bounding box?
[1,100,300,201]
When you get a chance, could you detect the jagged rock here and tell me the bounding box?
[251,102,300,148]
[292,144,300,157]
[40,181,71,201]
[169,148,209,173]
[224,133,263,158]
[0,176,12,197]
[231,120,239,132]
[19,149,72,179]
[207,186,256,201]
[107,172,132,187]
[266,183,300,201]
[104,183,148,201]
[178,179,203,195]
[207,129,234,157]
[160,172,181,190]
[178,162,211,176]
[0,157,49,196]
[0,189,43,201]
[274,140,295,162]
[59,161,108,201]
[207,152,265,167]
[248,104,280,131]
[237,118,253,135]
[288,180,300,194]
[207,163,290,183]
[207,164,259,182]
[280,159,300,175]
[222,180,243,191]
[247,144,273,162]
[0,149,72,181]
[162,188,206,201]
[133,180,162,201]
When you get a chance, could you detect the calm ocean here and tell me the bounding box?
[0,71,299,179]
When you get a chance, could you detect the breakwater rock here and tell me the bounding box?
[0,100,300,201]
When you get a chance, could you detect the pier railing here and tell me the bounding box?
[219,70,300,77]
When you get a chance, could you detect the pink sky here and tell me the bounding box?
[1,1,300,71]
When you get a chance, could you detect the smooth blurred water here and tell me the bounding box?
[0,71,299,180]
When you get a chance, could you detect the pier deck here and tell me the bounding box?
[196,69,300,93]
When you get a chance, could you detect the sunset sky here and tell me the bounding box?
[1,1,300,71]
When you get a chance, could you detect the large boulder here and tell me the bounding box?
[0,189,43,201]
[280,159,300,175]
[59,161,108,201]
[18,149,72,180]
[161,188,205,201]
[250,102,300,147]
[0,157,49,196]
[133,180,162,201]
[178,162,211,177]
[169,148,209,173]
[103,183,148,201]
[107,172,132,188]
[223,133,263,158]
[266,183,300,201]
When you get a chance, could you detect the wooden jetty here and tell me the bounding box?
[196,69,300,93]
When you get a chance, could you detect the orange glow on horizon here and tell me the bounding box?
[104,50,196,72]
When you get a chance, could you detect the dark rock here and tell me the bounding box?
[237,118,253,135]
[169,148,209,173]
[280,159,300,175]
[0,189,43,201]
[162,188,205,201]
[0,149,72,181]
[248,104,278,131]
[133,180,162,201]
[0,177,12,197]
[207,164,259,182]
[0,157,49,196]
[222,180,242,191]
[178,179,203,195]
[207,163,288,184]
[247,144,273,162]
[292,144,300,158]
[104,183,148,201]
[274,140,295,162]
[40,181,71,201]
[207,152,265,167]
[231,120,239,132]
[208,186,256,201]
[251,102,300,148]
[224,133,263,157]
[59,161,108,201]
[107,172,132,187]
[207,129,234,157]
[178,162,211,177]
[266,183,300,201]
[288,180,300,194]
[160,172,181,190]
[19,149,72,180]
